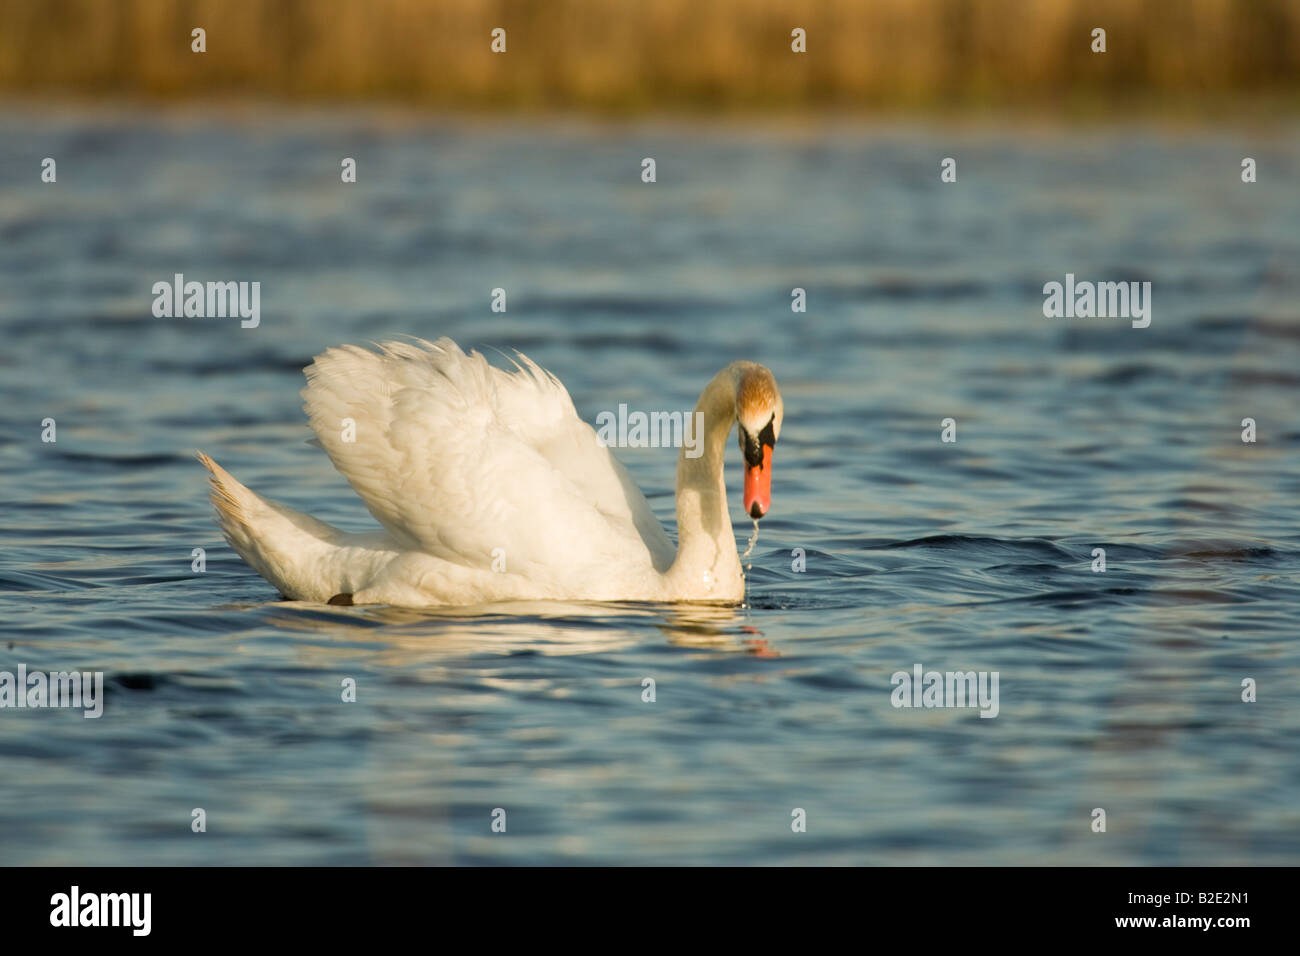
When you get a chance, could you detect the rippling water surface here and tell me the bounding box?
[1,110,1298,864]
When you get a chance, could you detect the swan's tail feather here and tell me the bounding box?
[196,451,355,601]
[197,451,252,534]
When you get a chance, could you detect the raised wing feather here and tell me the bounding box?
[301,338,674,577]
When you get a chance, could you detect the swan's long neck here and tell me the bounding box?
[667,365,744,598]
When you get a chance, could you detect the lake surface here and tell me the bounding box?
[1,109,1298,864]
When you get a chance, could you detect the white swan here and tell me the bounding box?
[197,337,783,607]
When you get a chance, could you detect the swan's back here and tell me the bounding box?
[301,338,674,588]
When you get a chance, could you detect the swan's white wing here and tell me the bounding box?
[301,338,674,577]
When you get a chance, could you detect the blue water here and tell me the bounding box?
[2,109,1298,864]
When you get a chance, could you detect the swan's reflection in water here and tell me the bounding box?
[241,599,774,862]
[256,598,775,664]
[655,603,778,657]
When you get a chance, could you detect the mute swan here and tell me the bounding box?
[197,337,783,607]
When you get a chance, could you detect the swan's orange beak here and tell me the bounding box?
[743,444,772,520]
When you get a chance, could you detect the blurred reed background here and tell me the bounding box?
[1,0,1297,113]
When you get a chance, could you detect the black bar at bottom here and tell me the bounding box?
[0,866,1281,941]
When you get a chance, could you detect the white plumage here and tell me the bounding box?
[198,337,782,607]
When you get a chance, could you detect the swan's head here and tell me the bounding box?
[735,364,783,520]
